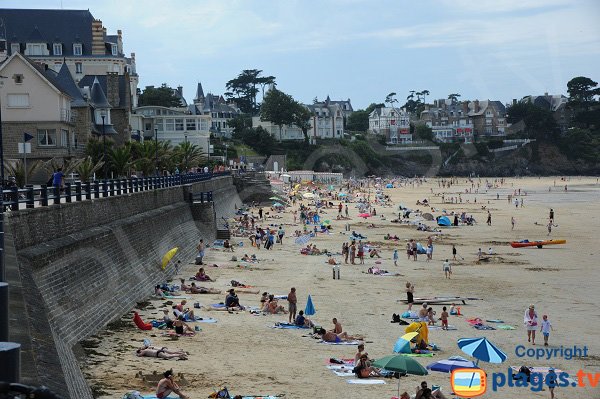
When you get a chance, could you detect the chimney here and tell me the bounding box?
[544,92,548,97]
[177,85,183,95]
[117,29,122,38]
[513,99,517,106]
[107,72,120,107]
[462,101,469,113]
[91,19,105,55]
[474,99,480,113]
[434,99,438,108]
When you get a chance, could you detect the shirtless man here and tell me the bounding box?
[354,343,368,365]
[316,328,357,343]
[330,318,343,334]
[287,287,297,323]
[156,369,188,399]
[137,346,188,360]
[189,282,221,295]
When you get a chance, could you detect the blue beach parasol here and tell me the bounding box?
[304,295,315,316]
[457,337,507,366]
[426,356,477,373]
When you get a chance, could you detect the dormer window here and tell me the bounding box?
[25,43,48,56]
[111,44,118,56]
[10,43,20,54]
[73,43,82,55]
[53,43,62,55]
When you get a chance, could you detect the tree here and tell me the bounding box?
[415,124,434,141]
[174,141,206,171]
[507,102,558,140]
[403,90,424,115]
[567,76,599,111]
[4,159,42,187]
[416,90,430,104]
[225,70,276,115]
[75,157,105,182]
[292,105,313,142]
[346,110,370,132]
[108,145,133,177]
[86,137,114,165]
[260,88,297,141]
[226,115,253,136]
[138,84,184,107]
[42,157,81,181]
[365,103,384,114]
[448,93,461,103]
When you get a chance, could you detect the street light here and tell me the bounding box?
[0,74,7,283]
[224,143,229,165]
[183,134,188,172]
[154,127,159,176]
[100,111,107,180]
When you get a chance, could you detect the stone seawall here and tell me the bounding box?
[5,176,242,399]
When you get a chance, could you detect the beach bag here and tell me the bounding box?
[122,391,143,399]
[195,255,203,265]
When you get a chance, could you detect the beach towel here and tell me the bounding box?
[326,358,355,365]
[332,370,354,377]
[346,379,386,385]
[473,324,496,330]
[194,318,218,323]
[319,340,362,345]
[142,396,177,399]
[497,324,516,330]
[486,319,504,323]
[161,331,195,337]
[163,295,189,300]
[428,325,457,330]
[211,303,226,308]
[401,353,435,357]
[271,323,309,329]
[327,364,355,371]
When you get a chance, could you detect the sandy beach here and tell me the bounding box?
[81,176,600,399]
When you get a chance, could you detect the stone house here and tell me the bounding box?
[368,107,412,144]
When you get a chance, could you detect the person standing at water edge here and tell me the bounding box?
[511,216,516,230]
[452,245,457,260]
[524,304,538,345]
[393,249,399,266]
[487,211,492,226]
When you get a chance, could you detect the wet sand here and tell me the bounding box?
[81,176,600,399]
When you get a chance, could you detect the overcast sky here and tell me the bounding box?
[3,0,600,108]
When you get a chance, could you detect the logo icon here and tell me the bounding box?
[451,368,487,398]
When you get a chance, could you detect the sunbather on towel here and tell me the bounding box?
[315,328,358,343]
[136,346,188,360]
[225,289,244,310]
[189,283,221,295]
[295,310,314,328]
[416,381,448,399]
[354,354,381,378]
[267,294,288,314]
[174,300,196,320]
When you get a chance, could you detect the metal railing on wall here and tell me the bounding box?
[1,171,230,212]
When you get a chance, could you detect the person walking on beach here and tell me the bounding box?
[357,241,365,264]
[511,216,516,230]
[412,241,418,261]
[350,242,356,264]
[540,315,553,346]
[196,239,206,265]
[406,282,415,311]
[547,222,553,236]
[345,204,349,217]
[477,248,483,260]
[487,211,492,226]
[443,259,452,279]
[524,304,538,345]
[440,307,449,330]
[549,208,554,223]
[342,242,349,264]
[287,287,297,323]
[393,249,399,266]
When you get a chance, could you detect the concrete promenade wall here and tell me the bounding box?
[5,176,242,399]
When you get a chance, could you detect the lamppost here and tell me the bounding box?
[0,74,6,283]
[183,134,188,172]
[154,127,159,176]
[224,143,229,165]
[101,111,107,180]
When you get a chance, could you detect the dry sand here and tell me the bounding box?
[82,176,600,399]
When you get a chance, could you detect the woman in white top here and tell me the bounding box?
[524,304,539,345]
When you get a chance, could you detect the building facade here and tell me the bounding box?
[0,8,139,141]
[368,107,412,144]
[420,99,474,143]
[520,93,569,133]
[192,83,240,138]
[132,105,210,155]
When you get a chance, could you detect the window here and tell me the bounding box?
[186,119,196,130]
[71,132,78,148]
[11,43,20,54]
[111,44,118,56]
[73,43,82,55]
[75,62,83,74]
[112,63,119,73]
[199,119,208,131]
[7,94,30,108]
[38,129,57,146]
[175,119,184,131]
[53,43,62,55]
[61,129,69,147]
[155,118,164,132]
[165,118,175,131]
[25,43,46,56]
[13,74,24,84]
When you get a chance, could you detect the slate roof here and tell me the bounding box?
[89,77,112,108]
[54,63,87,107]
[194,83,205,101]
[78,74,127,108]
[0,9,95,55]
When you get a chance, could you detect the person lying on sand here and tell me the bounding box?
[137,346,188,360]
[315,328,358,343]
[189,283,221,295]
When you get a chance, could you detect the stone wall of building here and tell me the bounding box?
[5,176,241,399]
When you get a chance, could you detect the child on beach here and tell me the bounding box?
[449,303,457,315]
[393,249,399,266]
[427,307,436,325]
[440,306,449,330]
[541,315,553,346]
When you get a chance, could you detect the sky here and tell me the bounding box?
[3,0,600,109]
